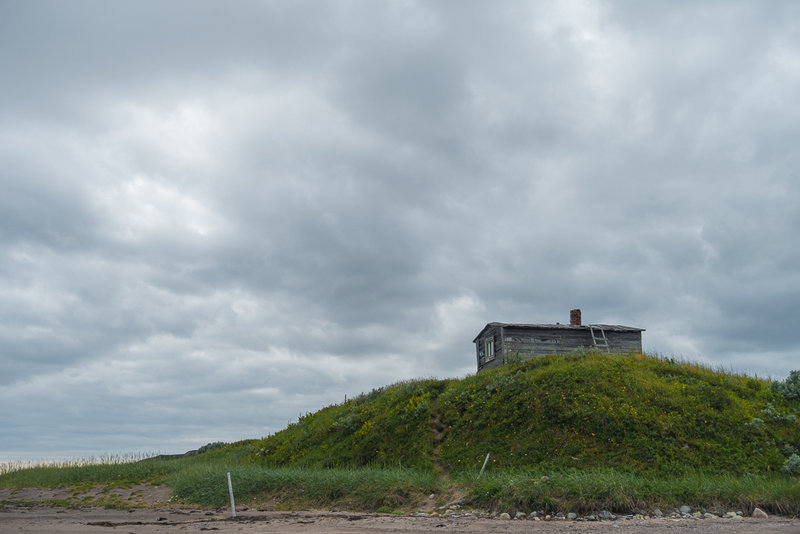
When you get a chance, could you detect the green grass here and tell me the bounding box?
[253,379,448,470]
[2,352,799,513]
[438,352,796,473]
[0,453,159,477]
[0,456,186,488]
[170,465,438,509]
[462,468,800,516]
[253,351,800,476]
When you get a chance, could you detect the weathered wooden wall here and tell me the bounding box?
[475,324,504,371]
[503,326,580,357]
[476,325,643,372]
[604,330,643,353]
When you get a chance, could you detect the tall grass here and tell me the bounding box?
[462,468,800,516]
[0,453,159,476]
[0,455,185,488]
[170,465,438,509]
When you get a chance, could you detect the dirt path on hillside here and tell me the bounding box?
[1,506,799,533]
[430,398,448,481]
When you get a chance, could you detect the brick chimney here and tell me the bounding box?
[570,309,581,326]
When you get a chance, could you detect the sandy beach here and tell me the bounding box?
[1,486,798,534]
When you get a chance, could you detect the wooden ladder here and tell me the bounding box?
[590,325,610,352]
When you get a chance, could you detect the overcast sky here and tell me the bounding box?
[2,0,799,461]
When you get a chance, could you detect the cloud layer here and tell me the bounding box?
[2,0,799,459]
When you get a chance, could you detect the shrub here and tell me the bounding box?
[198,442,228,454]
[746,417,765,431]
[774,370,800,401]
[782,454,800,476]
[761,403,798,425]
[332,412,362,435]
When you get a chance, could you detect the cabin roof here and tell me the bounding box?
[473,322,645,343]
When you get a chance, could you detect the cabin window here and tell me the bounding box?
[484,338,495,361]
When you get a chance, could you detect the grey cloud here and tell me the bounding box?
[2,0,800,460]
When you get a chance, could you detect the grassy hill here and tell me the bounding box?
[252,351,800,476]
[3,351,799,514]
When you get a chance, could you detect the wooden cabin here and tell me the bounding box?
[474,309,644,372]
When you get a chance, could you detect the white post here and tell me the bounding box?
[226,471,236,518]
[478,452,491,479]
